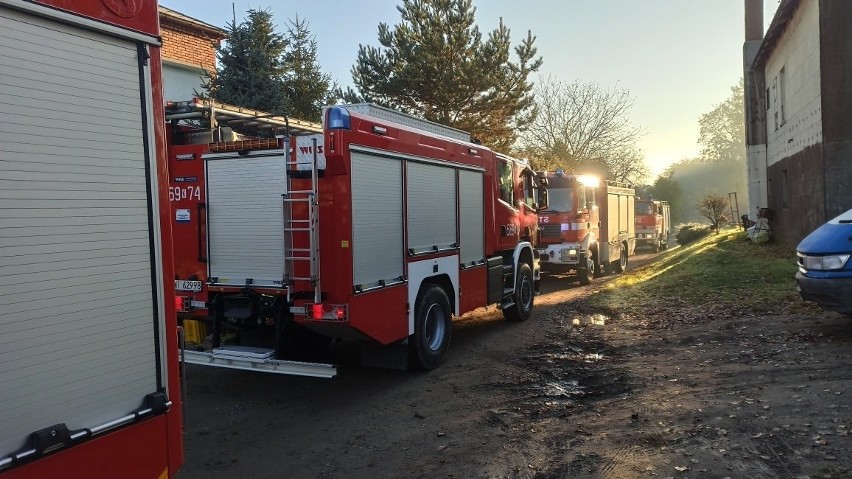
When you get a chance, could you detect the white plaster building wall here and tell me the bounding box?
[744,37,766,217]
[163,61,205,102]
[747,144,768,213]
[765,0,822,166]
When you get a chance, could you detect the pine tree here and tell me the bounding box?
[350,0,542,151]
[282,16,335,122]
[203,9,289,115]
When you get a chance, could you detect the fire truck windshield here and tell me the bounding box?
[546,186,575,212]
[636,202,655,215]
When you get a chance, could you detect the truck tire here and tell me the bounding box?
[613,245,628,273]
[409,284,452,370]
[592,246,603,277]
[578,256,595,285]
[503,262,534,322]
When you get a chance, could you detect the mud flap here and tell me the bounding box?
[533,250,543,294]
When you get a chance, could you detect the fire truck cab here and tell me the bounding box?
[635,198,671,252]
[537,169,635,285]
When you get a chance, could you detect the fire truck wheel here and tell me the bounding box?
[503,262,534,322]
[409,284,452,370]
[613,245,628,273]
[578,257,595,285]
[592,247,603,277]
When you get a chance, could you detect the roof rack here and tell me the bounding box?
[340,103,471,142]
[165,98,323,136]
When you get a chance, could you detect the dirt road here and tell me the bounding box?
[176,250,851,479]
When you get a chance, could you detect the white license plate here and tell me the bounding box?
[175,280,203,292]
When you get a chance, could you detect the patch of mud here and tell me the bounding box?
[487,312,634,420]
[533,453,603,479]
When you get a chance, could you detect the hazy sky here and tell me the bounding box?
[160,0,781,179]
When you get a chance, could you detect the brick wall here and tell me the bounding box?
[161,20,220,73]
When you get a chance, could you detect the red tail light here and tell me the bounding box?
[305,303,348,321]
[175,296,190,313]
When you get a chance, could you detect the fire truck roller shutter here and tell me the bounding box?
[0,6,162,460]
[205,153,288,288]
[350,151,404,288]
[458,170,484,265]
[406,162,457,254]
[620,194,629,235]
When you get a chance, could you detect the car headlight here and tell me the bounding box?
[801,254,850,271]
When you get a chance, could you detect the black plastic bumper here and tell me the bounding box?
[796,272,852,315]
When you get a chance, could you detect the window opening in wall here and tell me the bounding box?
[782,169,789,209]
[779,66,786,125]
[766,178,773,214]
[772,76,778,131]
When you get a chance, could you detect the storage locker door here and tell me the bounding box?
[205,153,288,288]
[458,170,484,264]
[407,162,457,254]
[0,8,160,459]
[350,151,404,289]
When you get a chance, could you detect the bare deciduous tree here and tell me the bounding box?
[697,193,729,234]
[698,79,745,164]
[518,76,649,185]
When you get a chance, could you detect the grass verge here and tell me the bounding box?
[587,228,816,318]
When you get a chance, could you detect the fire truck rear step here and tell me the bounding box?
[182,346,336,378]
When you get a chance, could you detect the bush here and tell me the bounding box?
[697,193,729,234]
[676,223,713,245]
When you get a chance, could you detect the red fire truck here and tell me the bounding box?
[0,1,183,478]
[635,198,671,252]
[537,169,635,285]
[165,103,546,375]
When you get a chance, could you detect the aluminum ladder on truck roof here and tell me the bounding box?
[165,97,323,137]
